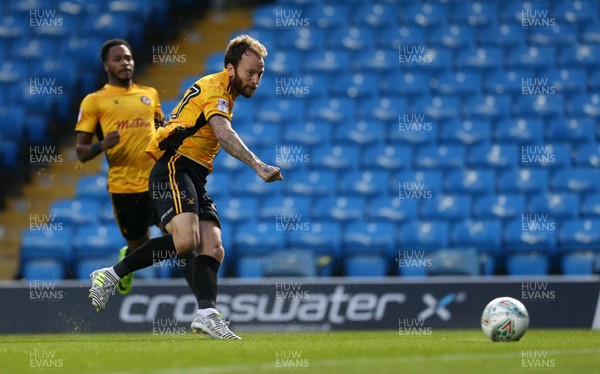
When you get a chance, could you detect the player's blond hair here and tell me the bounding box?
[224,35,268,68]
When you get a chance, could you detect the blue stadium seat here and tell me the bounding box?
[548,117,594,144]
[72,224,125,259]
[0,139,18,169]
[519,143,570,170]
[99,200,116,223]
[256,98,304,125]
[234,221,285,255]
[508,46,555,70]
[432,71,481,96]
[468,144,519,169]
[362,145,412,171]
[506,254,549,276]
[582,193,600,217]
[258,196,311,221]
[20,226,73,263]
[495,118,544,144]
[558,219,600,252]
[49,198,100,227]
[398,221,449,251]
[378,25,426,50]
[354,49,398,73]
[339,170,387,196]
[314,196,363,222]
[545,68,586,94]
[484,69,527,95]
[220,197,259,223]
[236,122,281,148]
[427,249,482,276]
[450,1,497,26]
[582,23,600,45]
[262,250,317,277]
[328,27,375,51]
[478,22,526,48]
[415,145,465,169]
[345,255,388,277]
[178,76,200,96]
[381,72,429,96]
[268,50,301,76]
[368,196,418,223]
[204,172,232,199]
[284,170,336,196]
[430,25,475,49]
[463,95,511,120]
[401,2,447,27]
[528,23,577,46]
[360,96,407,123]
[343,221,397,256]
[420,195,471,221]
[75,257,117,280]
[455,47,503,72]
[440,119,490,146]
[76,173,109,200]
[304,4,350,30]
[282,120,330,147]
[558,45,600,69]
[395,170,443,197]
[22,259,65,280]
[568,93,600,119]
[451,219,502,255]
[474,194,526,221]
[504,220,557,254]
[231,172,282,197]
[300,73,330,98]
[334,120,385,146]
[529,193,579,219]
[551,168,599,193]
[308,97,353,123]
[444,169,494,196]
[280,28,326,52]
[312,144,359,170]
[555,0,598,24]
[561,252,595,276]
[303,50,351,74]
[332,72,379,99]
[236,256,263,278]
[497,169,548,195]
[413,96,460,121]
[352,3,397,29]
[401,48,452,73]
[287,222,342,260]
[514,95,564,119]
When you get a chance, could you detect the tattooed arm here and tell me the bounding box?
[209,115,283,182]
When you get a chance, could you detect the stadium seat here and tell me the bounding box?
[473,194,526,221]
[514,95,564,119]
[398,221,449,251]
[352,3,397,30]
[427,249,482,276]
[444,169,494,196]
[284,169,337,196]
[569,93,600,119]
[506,253,549,276]
[256,99,304,126]
[478,22,526,48]
[308,97,353,123]
[287,222,342,261]
[20,226,73,264]
[395,170,443,197]
[439,119,491,145]
[503,220,557,255]
[378,25,426,50]
[339,170,387,196]
[231,172,282,197]
[420,195,471,222]
[304,4,350,30]
[258,195,311,221]
[204,171,232,199]
[450,1,497,26]
[362,145,412,171]
[263,250,317,277]
[468,144,519,169]
[282,120,328,147]
[581,194,600,217]
[495,118,544,144]
[558,45,600,69]
[312,144,359,171]
[430,25,475,50]
[236,256,263,278]
[456,47,503,72]
[548,117,594,144]
[235,122,281,148]
[49,198,100,227]
[334,120,385,146]
[368,196,418,223]
[360,96,408,124]
[22,259,65,280]
[551,168,599,193]
[353,49,398,73]
[497,169,548,195]
[268,50,301,76]
[558,219,600,252]
[575,143,600,167]
[508,46,555,70]
[303,50,351,74]
[560,252,595,276]
[314,196,363,222]
[72,224,125,259]
[528,23,577,46]
[415,145,465,169]
[220,197,259,223]
[545,68,587,94]
[345,255,388,277]
[463,95,511,120]
[328,27,375,52]
[450,220,502,274]
[484,70,527,95]
[401,2,447,27]
[343,221,397,257]
[529,193,579,219]
[76,173,109,201]
[280,27,326,52]
[413,96,460,121]
[234,221,285,255]
[213,151,246,174]
[75,257,117,280]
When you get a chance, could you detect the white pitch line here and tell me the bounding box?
[107,347,600,374]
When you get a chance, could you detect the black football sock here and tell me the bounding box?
[178,251,196,294]
[193,255,220,310]
[113,235,177,278]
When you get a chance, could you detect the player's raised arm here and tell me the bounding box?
[209,114,283,182]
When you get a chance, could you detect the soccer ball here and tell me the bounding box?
[481,297,529,342]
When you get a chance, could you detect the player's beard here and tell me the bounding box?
[110,68,133,87]
[232,70,256,98]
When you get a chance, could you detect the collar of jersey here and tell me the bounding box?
[104,83,138,92]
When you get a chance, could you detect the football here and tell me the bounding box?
[481,297,529,342]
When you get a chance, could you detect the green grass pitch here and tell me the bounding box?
[1,329,598,373]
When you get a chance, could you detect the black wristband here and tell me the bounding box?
[91,142,103,155]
